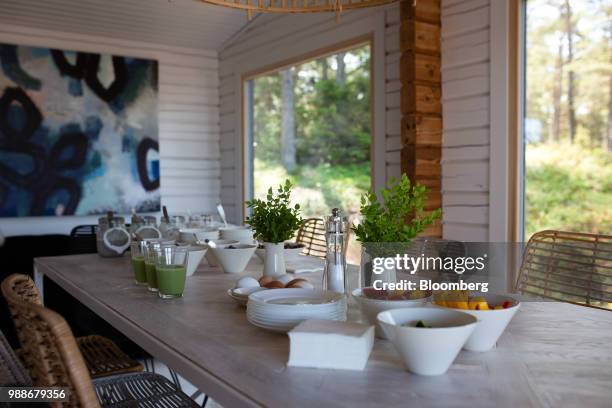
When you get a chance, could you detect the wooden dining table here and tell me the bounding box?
[34,253,612,408]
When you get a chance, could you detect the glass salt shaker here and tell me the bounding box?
[323,208,348,294]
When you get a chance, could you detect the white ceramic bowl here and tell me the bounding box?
[210,243,257,273]
[378,308,477,376]
[434,294,520,352]
[219,227,255,244]
[200,239,238,266]
[352,288,430,338]
[183,245,208,276]
[179,228,218,244]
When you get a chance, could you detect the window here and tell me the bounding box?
[522,0,611,239]
[244,43,372,220]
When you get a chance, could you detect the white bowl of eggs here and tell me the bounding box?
[227,275,314,306]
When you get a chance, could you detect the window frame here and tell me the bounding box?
[240,35,377,217]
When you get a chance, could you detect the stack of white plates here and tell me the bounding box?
[247,289,347,333]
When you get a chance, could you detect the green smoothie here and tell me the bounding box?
[132,256,147,284]
[156,265,187,298]
[145,262,158,291]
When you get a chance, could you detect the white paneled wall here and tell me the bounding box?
[441,0,490,241]
[0,24,219,236]
[384,6,402,182]
[218,5,401,223]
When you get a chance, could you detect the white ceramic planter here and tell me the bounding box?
[263,242,286,277]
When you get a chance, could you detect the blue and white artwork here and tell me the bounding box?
[0,43,159,217]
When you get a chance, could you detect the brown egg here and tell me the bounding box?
[259,276,275,286]
[285,278,307,288]
[263,280,285,289]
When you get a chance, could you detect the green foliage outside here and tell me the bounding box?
[252,45,371,217]
[245,180,303,243]
[525,144,611,238]
[525,0,611,239]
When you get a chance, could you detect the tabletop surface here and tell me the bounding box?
[34,253,612,408]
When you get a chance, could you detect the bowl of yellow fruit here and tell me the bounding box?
[352,288,430,338]
[433,291,520,352]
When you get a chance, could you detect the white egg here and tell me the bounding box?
[277,274,294,285]
[235,276,260,289]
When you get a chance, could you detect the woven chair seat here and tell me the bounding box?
[94,372,199,407]
[1,274,143,379]
[296,218,327,258]
[77,335,143,378]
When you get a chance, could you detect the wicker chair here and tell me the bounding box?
[296,218,327,258]
[516,230,612,311]
[2,274,198,408]
[1,274,143,378]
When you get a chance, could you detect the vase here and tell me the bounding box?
[360,245,398,289]
[263,242,286,277]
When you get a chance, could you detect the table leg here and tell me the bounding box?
[34,266,44,304]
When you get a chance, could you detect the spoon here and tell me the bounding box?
[216,203,228,228]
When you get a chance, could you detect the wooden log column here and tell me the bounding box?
[400,0,442,237]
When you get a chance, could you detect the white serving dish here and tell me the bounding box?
[352,288,430,338]
[249,289,344,307]
[246,289,347,333]
[210,243,257,274]
[434,294,520,352]
[179,228,218,244]
[377,308,477,376]
[227,287,267,306]
[184,245,208,276]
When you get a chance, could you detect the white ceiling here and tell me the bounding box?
[0,0,251,51]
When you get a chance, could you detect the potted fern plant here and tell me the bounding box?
[352,174,441,287]
[245,180,303,277]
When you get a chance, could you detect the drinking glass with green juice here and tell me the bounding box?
[144,242,166,292]
[130,241,147,285]
[155,246,188,299]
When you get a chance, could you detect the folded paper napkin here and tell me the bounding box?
[286,257,325,274]
[287,319,374,371]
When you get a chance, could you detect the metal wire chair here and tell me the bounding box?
[2,275,198,407]
[2,274,143,378]
[516,230,612,310]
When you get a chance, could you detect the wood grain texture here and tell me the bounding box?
[400,0,442,237]
[35,254,612,408]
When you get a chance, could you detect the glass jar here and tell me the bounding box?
[97,216,131,257]
[132,215,161,240]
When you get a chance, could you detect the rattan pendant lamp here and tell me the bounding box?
[199,0,400,20]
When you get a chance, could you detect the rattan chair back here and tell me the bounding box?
[516,230,612,310]
[1,274,100,407]
[296,218,327,258]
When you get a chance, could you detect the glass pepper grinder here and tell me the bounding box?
[323,208,348,294]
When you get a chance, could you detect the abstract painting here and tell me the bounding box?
[0,43,159,217]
